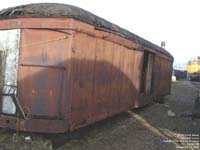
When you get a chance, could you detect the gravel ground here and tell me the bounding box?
[0,80,200,150]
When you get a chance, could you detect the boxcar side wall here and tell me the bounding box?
[0,18,173,133]
[69,20,173,131]
[69,31,144,130]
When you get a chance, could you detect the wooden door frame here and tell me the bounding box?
[140,50,155,96]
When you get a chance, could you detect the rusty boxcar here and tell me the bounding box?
[0,3,173,133]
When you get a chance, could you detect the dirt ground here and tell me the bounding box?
[0,80,200,150]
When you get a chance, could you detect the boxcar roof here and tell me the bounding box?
[0,3,173,59]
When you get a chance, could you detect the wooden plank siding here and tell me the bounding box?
[153,56,172,97]
[69,31,145,130]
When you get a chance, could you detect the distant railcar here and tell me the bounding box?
[187,57,200,81]
[173,69,187,80]
[0,3,173,133]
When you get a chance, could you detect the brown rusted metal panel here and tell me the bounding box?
[18,29,71,119]
[0,18,74,30]
[92,38,110,122]
[69,32,146,131]
[94,42,107,118]
[0,115,65,133]
[119,48,136,111]
[133,51,143,106]
[69,32,96,130]
[18,66,64,118]
[108,44,124,115]
[152,56,173,97]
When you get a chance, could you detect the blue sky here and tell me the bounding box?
[0,0,199,70]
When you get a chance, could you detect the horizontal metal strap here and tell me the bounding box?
[20,64,66,70]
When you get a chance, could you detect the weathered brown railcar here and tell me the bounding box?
[0,3,173,133]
